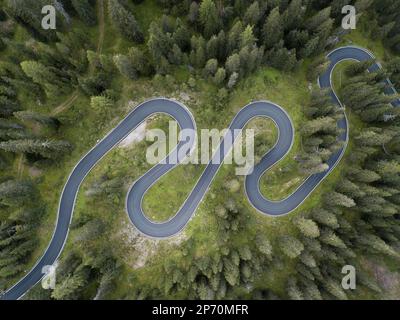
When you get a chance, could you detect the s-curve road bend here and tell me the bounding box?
[2,46,399,300]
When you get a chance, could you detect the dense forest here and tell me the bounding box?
[0,0,400,300]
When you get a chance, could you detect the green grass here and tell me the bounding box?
[132,0,163,37]
[143,164,206,222]
[339,18,394,63]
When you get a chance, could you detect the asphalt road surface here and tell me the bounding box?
[2,46,399,300]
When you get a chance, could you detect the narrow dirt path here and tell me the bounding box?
[97,0,105,55]
[51,91,79,116]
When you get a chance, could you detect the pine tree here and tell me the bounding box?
[349,168,381,184]
[262,7,283,49]
[320,229,347,249]
[0,127,26,141]
[71,0,96,26]
[301,278,322,300]
[239,25,256,49]
[306,7,332,32]
[51,268,88,300]
[244,1,261,26]
[0,180,35,207]
[355,129,393,147]
[5,0,58,41]
[113,54,137,80]
[323,277,348,300]
[0,264,24,279]
[74,219,105,242]
[255,234,273,259]
[345,60,375,77]
[286,29,309,51]
[223,256,240,286]
[283,0,304,31]
[387,57,400,90]
[0,139,72,159]
[0,95,20,117]
[312,208,339,229]
[307,56,330,82]
[300,249,317,268]
[147,21,174,72]
[297,153,329,175]
[206,35,219,60]
[337,178,365,198]
[0,37,6,51]
[173,20,191,51]
[225,53,240,75]
[324,191,356,208]
[199,0,220,38]
[267,42,298,71]
[204,59,218,77]
[358,233,400,258]
[169,44,183,65]
[20,61,54,87]
[279,235,304,259]
[286,277,304,300]
[14,111,59,130]
[301,117,337,137]
[227,21,244,54]
[213,68,226,85]
[227,72,239,89]
[374,160,400,186]
[299,36,320,58]
[238,246,252,261]
[128,47,153,76]
[295,217,320,238]
[188,1,199,24]
[108,0,144,43]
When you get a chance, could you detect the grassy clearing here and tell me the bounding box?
[143,164,206,222]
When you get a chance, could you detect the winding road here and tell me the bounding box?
[2,46,399,300]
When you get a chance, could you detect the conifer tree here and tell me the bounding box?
[71,0,96,26]
[108,0,144,43]
[199,0,220,38]
[262,7,283,49]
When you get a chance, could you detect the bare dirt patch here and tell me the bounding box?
[115,217,187,269]
[118,122,147,148]
[29,166,43,177]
